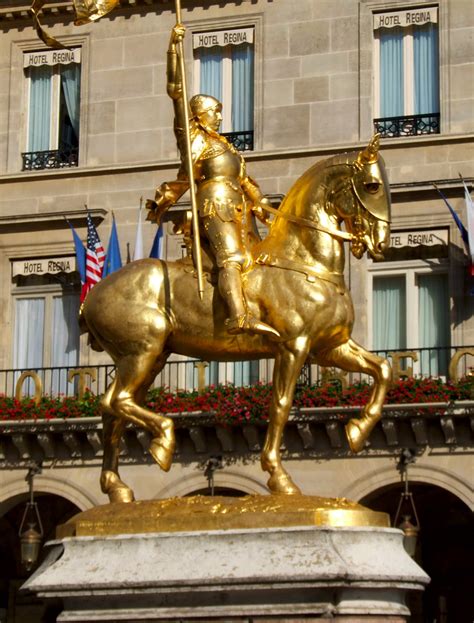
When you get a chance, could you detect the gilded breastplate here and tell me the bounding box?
[196,138,245,222]
[198,138,242,182]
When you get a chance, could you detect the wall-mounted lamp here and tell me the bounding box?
[204,455,223,496]
[394,449,420,557]
[18,463,43,571]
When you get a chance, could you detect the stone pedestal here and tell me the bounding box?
[23,525,428,622]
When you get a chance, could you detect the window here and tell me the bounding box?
[370,263,450,376]
[373,6,440,137]
[13,270,81,394]
[193,28,254,151]
[23,48,81,170]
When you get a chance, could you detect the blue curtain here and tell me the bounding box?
[231,43,254,132]
[61,63,81,138]
[414,23,439,115]
[418,274,449,376]
[379,28,404,117]
[373,276,406,352]
[200,46,222,102]
[28,65,52,151]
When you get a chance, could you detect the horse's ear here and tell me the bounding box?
[357,133,380,166]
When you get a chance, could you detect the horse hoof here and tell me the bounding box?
[345,418,368,453]
[100,470,135,503]
[267,471,301,495]
[150,434,175,472]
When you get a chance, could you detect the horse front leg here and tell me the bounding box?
[319,338,392,452]
[261,337,310,495]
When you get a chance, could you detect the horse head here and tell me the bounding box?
[327,134,391,261]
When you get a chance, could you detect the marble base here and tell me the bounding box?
[23,525,429,622]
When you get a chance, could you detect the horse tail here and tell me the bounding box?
[78,302,104,353]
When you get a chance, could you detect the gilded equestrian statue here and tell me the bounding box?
[79,135,392,503]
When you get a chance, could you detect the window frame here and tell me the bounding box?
[368,0,442,139]
[24,58,81,155]
[367,257,450,352]
[8,34,89,173]
[187,15,263,150]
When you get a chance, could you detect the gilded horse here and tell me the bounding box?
[80,136,392,503]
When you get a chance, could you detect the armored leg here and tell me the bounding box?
[219,262,280,339]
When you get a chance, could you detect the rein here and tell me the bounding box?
[261,202,355,242]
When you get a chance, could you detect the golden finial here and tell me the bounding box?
[357,134,380,166]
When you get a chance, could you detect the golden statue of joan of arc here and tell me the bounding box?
[147,25,279,339]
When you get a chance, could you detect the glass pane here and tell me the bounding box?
[51,295,80,395]
[28,65,52,152]
[231,43,254,133]
[373,275,406,352]
[59,63,81,149]
[418,273,449,376]
[14,298,45,397]
[414,23,439,115]
[379,27,404,117]
[14,298,45,369]
[199,46,223,102]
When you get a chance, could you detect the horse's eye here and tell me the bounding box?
[365,182,380,194]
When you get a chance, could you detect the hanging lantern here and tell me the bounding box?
[394,449,420,558]
[18,464,43,572]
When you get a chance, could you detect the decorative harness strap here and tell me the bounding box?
[260,202,355,242]
[254,253,346,295]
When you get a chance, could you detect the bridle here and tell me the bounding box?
[260,201,355,242]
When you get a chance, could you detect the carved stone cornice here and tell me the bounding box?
[1,401,473,468]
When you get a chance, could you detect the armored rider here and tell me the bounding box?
[147,24,279,339]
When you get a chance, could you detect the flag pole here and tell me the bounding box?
[174,0,205,300]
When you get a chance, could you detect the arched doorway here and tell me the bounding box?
[0,493,80,623]
[361,483,473,623]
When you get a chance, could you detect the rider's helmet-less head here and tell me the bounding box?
[352,134,391,223]
[190,94,222,118]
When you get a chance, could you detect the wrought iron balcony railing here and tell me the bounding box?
[1,346,472,400]
[374,113,440,138]
[21,146,79,171]
[222,130,254,151]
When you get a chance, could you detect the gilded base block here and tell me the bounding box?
[56,494,390,538]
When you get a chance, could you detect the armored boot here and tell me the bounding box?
[219,264,280,339]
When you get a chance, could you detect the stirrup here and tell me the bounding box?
[226,314,280,338]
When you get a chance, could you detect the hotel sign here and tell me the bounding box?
[390,229,448,249]
[193,28,254,49]
[23,48,81,68]
[373,7,438,30]
[13,256,76,277]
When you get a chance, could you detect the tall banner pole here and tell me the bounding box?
[174,0,205,299]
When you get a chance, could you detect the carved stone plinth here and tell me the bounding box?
[23,523,428,622]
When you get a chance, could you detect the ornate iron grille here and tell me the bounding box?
[222,130,254,151]
[374,113,440,138]
[21,146,79,171]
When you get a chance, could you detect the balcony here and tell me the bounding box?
[21,146,79,171]
[222,130,254,151]
[374,113,440,138]
[0,346,472,466]
[1,346,472,400]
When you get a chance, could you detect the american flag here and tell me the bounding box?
[81,212,105,302]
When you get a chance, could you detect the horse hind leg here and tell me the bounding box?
[100,378,134,503]
[319,339,391,452]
